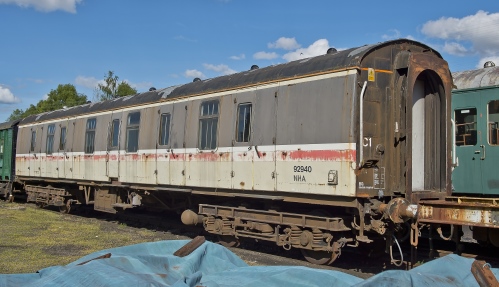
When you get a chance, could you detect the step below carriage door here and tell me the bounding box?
[107,111,122,180]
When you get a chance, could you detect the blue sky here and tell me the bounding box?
[1,0,499,121]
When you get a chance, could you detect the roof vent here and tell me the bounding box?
[193,77,201,82]
[250,65,259,70]
[484,61,496,68]
[327,48,337,54]
[149,87,156,91]
[86,101,92,104]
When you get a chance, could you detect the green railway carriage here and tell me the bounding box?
[0,120,19,197]
[452,64,499,195]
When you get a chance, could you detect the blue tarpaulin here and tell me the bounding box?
[1,239,497,287]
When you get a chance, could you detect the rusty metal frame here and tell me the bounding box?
[405,52,453,202]
[419,196,499,228]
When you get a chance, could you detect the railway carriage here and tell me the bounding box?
[418,64,499,248]
[0,120,19,199]
[11,39,453,264]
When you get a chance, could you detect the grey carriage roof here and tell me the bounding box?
[19,39,439,126]
[452,66,499,91]
[0,119,20,130]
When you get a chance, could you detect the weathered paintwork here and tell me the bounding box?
[452,66,499,195]
[13,39,455,265]
[0,121,18,181]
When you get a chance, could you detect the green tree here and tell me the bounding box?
[7,84,87,121]
[7,109,24,122]
[95,71,137,101]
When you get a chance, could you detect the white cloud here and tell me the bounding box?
[443,42,469,56]
[253,51,279,60]
[127,80,154,91]
[184,69,205,79]
[75,75,152,92]
[282,39,330,62]
[268,37,301,50]
[382,29,401,40]
[75,76,104,89]
[0,85,21,104]
[421,10,499,64]
[203,63,236,75]
[230,54,245,60]
[0,0,82,13]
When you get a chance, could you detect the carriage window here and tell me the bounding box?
[59,127,67,151]
[236,103,252,142]
[46,124,55,155]
[30,130,36,152]
[85,118,97,154]
[488,100,499,145]
[455,108,477,146]
[158,113,171,146]
[108,119,120,149]
[126,112,140,153]
[198,100,219,150]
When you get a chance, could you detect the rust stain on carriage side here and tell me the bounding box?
[283,149,356,161]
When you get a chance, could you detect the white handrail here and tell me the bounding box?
[358,81,368,168]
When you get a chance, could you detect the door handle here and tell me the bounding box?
[480,145,486,160]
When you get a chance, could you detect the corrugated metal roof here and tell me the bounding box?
[452,66,499,90]
[18,39,439,126]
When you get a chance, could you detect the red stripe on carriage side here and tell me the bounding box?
[17,149,357,163]
[283,149,356,161]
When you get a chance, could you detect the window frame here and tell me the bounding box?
[30,130,36,152]
[158,113,171,147]
[198,100,220,150]
[235,102,252,143]
[488,100,499,146]
[126,112,141,153]
[455,108,477,147]
[108,119,121,150]
[85,118,97,154]
[59,126,67,151]
[46,124,56,155]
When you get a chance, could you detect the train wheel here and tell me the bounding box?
[300,249,338,265]
[59,204,71,214]
[217,235,240,248]
[36,202,46,208]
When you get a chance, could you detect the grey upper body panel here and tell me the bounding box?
[19,39,440,126]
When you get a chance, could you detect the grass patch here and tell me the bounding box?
[0,202,176,274]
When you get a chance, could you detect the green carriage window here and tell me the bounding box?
[488,100,499,145]
[455,108,477,146]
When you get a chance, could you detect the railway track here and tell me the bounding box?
[37,203,499,272]
[7,201,498,278]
